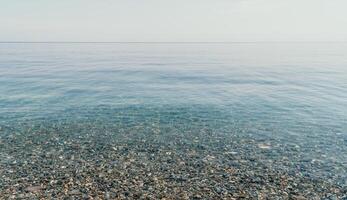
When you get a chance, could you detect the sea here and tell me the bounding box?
[0,42,346,198]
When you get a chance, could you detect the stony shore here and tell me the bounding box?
[0,119,346,199]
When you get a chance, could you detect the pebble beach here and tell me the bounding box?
[0,43,346,199]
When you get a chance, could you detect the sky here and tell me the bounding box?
[1,0,347,42]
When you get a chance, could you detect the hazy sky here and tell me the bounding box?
[1,0,347,42]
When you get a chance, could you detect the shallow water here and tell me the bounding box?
[0,43,346,198]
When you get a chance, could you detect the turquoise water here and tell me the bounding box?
[0,43,346,198]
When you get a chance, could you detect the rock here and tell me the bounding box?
[258,144,271,149]
[69,189,81,195]
[203,155,215,162]
[291,195,307,200]
[25,186,43,192]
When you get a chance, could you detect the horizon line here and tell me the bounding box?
[1,41,347,44]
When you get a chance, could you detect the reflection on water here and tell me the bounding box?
[0,43,346,198]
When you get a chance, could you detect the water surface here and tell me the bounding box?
[0,43,346,198]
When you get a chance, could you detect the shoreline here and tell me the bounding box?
[1,119,345,199]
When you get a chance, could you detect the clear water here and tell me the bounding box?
[0,43,346,197]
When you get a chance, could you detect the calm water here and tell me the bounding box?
[0,43,346,197]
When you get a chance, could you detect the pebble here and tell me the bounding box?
[0,120,345,199]
[258,143,271,149]
[68,189,81,195]
[25,186,43,192]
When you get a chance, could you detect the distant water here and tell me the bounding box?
[0,43,346,198]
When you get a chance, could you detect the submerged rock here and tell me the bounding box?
[258,143,271,149]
